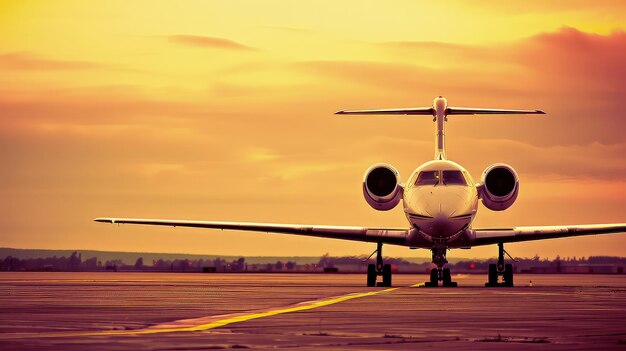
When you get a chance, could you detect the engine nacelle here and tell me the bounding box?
[363,163,403,211]
[479,163,519,211]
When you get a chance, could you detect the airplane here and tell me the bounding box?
[95,96,626,287]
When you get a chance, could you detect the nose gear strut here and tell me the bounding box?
[424,240,457,287]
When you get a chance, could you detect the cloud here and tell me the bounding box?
[379,41,492,62]
[377,27,626,95]
[0,86,219,129]
[0,52,103,70]
[292,28,626,146]
[449,138,626,182]
[168,35,257,51]
[514,27,626,94]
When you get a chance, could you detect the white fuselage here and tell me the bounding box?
[403,160,479,239]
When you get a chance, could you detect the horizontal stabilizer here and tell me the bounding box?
[446,107,545,115]
[335,107,434,115]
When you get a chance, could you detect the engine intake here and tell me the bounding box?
[363,164,403,211]
[479,163,519,211]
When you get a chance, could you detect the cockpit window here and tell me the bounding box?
[442,170,467,186]
[415,171,440,185]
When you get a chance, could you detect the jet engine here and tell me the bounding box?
[363,163,403,211]
[479,163,519,211]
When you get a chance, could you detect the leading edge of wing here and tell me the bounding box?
[446,107,546,115]
[335,107,434,115]
[94,218,409,245]
[470,223,626,246]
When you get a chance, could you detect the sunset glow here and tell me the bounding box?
[2,1,626,258]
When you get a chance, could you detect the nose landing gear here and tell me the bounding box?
[366,242,392,287]
[485,242,514,287]
[424,246,457,287]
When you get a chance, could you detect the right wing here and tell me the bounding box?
[470,223,626,246]
[446,107,546,115]
[335,107,434,115]
[94,218,409,246]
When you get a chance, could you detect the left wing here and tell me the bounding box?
[469,223,626,246]
[94,218,409,246]
[335,107,434,115]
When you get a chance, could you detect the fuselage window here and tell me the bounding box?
[442,170,467,186]
[415,171,440,185]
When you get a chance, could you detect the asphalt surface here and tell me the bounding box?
[1,272,625,350]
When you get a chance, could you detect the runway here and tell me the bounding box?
[1,273,625,350]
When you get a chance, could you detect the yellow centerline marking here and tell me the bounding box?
[0,287,399,339]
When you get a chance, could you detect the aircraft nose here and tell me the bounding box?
[427,202,458,218]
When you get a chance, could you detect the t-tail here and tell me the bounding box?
[335,96,545,160]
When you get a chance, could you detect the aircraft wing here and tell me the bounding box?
[94,218,409,245]
[446,107,545,115]
[470,223,626,246]
[335,107,434,115]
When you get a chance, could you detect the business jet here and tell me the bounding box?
[95,96,626,287]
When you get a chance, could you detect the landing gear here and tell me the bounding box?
[365,242,392,287]
[424,246,457,287]
[485,242,514,287]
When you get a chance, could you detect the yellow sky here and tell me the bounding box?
[1,1,626,259]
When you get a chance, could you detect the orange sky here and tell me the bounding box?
[1,1,626,259]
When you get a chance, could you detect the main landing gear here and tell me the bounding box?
[424,246,457,287]
[485,242,514,287]
[366,242,392,287]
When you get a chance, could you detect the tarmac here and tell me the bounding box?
[1,272,625,350]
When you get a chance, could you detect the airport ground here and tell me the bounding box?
[1,272,625,350]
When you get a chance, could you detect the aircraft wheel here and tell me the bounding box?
[504,263,514,287]
[487,263,498,286]
[367,264,377,287]
[442,268,451,284]
[430,268,438,285]
[381,264,392,287]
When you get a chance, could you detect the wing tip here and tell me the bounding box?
[334,110,346,115]
[536,109,546,114]
[94,218,114,223]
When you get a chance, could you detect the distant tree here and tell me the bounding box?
[318,253,331,267]
[275,261,283,270]
[134,257,144,269]
[236,257,245,271]
[214,258,224,270]
[83,257,98,270]
[105,259,123,267]
[286,261,296,270]
[68,252,81,270]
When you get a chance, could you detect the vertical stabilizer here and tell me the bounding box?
[433,97,448,160]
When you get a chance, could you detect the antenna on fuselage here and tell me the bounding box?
[335,96,545,160]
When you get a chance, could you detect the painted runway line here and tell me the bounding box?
[0,287,399,339]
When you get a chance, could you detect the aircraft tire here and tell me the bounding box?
[443,268,452,284]
[382,264,392,287]
[504,263,514,287]
[487,264,498,286]
[430,268,438,286]
[367,264,377,287]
